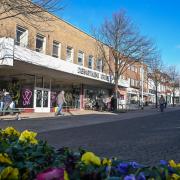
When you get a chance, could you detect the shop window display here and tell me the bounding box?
[84,88,110,111]
[0,75,35,108]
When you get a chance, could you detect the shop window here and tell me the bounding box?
[16,26,28,47]
[96,59,103,72]
[78,51,84,66]
[66,46,73,62]
[88,55,94,69]
[36,34,46,53]
[52,41,60,58]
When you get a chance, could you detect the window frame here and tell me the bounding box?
[88,55,94,69]
[16,25,28,47]
[52,40,60,58]
[96,59,103,72]
[77,50,84,66]
[66,46,74,63]
[36,34,46,53]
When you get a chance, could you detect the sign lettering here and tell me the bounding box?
[77,67,110,82]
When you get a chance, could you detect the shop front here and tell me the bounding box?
[84,85,111,110]
[127,88,140,104]
[0,37,113,113]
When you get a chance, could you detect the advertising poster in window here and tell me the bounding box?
[20,87,34,108]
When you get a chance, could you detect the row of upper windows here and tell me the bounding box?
[16,26,103,72]
[128,65,139,73]
[130,78,141,87]
[16,26,141,74]
[114,60,139,74]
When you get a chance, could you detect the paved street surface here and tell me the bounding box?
[0,107,180,165]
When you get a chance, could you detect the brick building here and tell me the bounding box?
[0,9,148,112]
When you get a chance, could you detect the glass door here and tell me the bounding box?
[34,88,50,112]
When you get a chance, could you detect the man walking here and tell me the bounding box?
[56,90,67,116]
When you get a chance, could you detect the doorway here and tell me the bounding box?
[34,88,50,112]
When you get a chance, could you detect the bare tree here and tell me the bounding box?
[94,11,155,109]
[0,0,63,29]
[147,54,165,108]
[167,65,179,106]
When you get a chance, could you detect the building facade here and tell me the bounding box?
[0,10,155,112]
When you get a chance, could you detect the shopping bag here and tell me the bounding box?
[55,106,58,113]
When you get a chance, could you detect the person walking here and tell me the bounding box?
[56,90,67,116]
[159,95,165,112]
[0,90,4,111]
[3,92,12,115]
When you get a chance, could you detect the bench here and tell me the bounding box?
[0,108,24,120]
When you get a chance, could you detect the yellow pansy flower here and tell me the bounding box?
[177,163,180,168]
[169,160,177,168]
[0,153,12,165]
[172,174,180,180]
[0,166,19,180]
[2,127,20,137]
[19,130,38,144]
[64,170,69,180]
[102,158,112,166]
[81,152,101,166]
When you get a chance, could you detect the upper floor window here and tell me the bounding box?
[36,34,46,53]
[78,51,84,66]
[134,67,138,73]
[131,66,135,72]
[96,59,103,72]
[66,46,73,62]
[139,80,142,86]
[121,75,126,80]
[88,55,94,69]
[130,79,135,86]
[16,26,28,47]
[52,41,60,58]
[135,80,139,87]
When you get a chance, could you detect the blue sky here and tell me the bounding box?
[56,0,180,70]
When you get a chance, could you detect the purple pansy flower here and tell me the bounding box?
[124,174,136,180]
[129,161,142,169]
[137,172,146,180]
[117,162,129,174]
[36,168,64,180]
[160,160,168,166]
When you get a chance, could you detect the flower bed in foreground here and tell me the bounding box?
[0,127,180,180]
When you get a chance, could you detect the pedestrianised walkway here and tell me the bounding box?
[0,107,179,133]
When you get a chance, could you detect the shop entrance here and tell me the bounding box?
[34,88,51,112]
